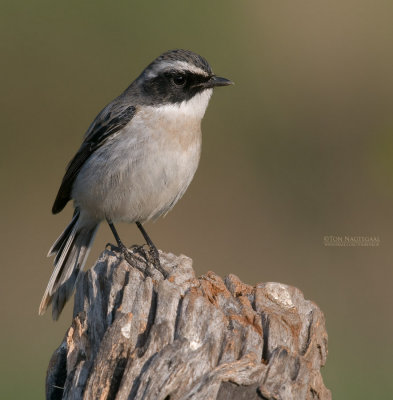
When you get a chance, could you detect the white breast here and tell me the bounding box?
[72,89,212,223]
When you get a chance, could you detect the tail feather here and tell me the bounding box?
[39,211,98,320]
[47,209,80,257]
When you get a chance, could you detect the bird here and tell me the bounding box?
[39,49,233,320]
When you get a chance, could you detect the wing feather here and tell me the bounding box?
[52,102,136,214]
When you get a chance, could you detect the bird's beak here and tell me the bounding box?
[205,75,234,88]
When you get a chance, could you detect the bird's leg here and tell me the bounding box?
[108,221,128,253]
[136,221,168,278]
[107,220,149,275]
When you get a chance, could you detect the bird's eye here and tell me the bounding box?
[172,74,186,86]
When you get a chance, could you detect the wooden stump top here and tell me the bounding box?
[46,248,331,400]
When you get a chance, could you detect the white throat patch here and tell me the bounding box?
[153,89,213,120]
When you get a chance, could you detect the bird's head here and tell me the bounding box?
[129,49,233,118]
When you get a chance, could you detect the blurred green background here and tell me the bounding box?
[1,1,393,398]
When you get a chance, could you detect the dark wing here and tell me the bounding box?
[52,102,136,214]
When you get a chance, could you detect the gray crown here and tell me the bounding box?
[144,49,213,77]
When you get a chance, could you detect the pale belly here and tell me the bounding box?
[72,108,202,223]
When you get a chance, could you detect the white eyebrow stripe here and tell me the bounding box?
[146,60,209,79]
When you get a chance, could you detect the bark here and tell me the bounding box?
[46,247,331,400]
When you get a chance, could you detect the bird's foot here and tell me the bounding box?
[107,221,156,277]
[146,246,168,279]
[129,244,148,256]
[108,242,167,279]
[135,221,168,279]
[129,243,168,279]
[120,245,154,276]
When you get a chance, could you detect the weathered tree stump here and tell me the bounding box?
[46,248,331,400]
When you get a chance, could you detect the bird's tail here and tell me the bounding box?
[39,209,99,320]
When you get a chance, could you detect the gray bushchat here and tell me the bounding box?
[39,49,233,319]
